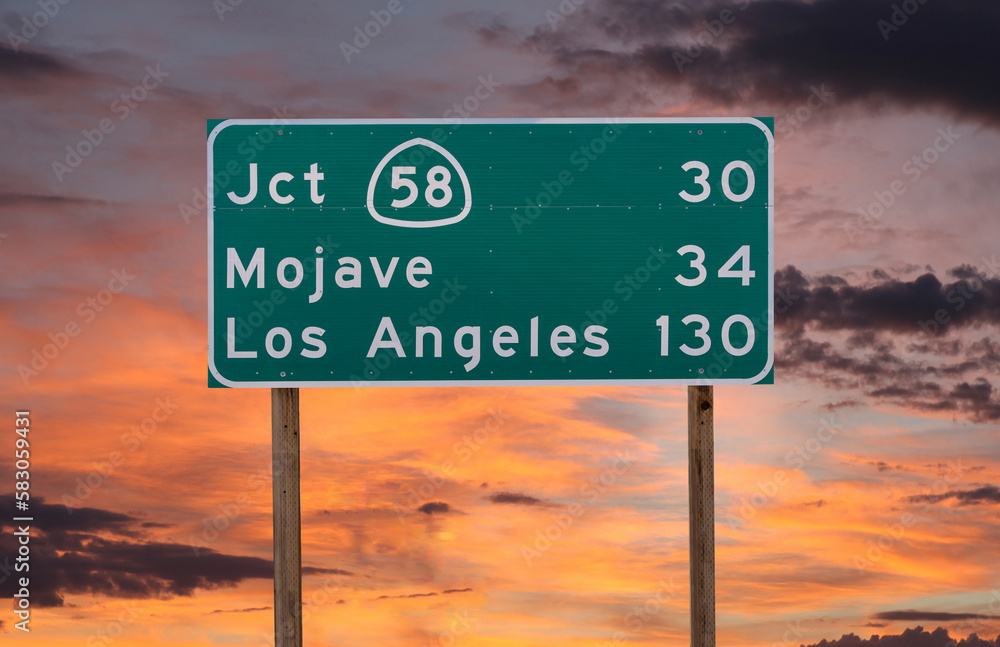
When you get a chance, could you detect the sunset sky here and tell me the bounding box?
[3,0,1000,645]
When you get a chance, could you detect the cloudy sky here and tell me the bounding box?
[3,0,1000,645]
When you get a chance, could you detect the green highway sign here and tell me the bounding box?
[208,118,773,387]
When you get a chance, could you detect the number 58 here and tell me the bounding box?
[391,166,453,208]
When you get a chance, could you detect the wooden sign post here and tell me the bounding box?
[688,385,715,647]
[272,388,303,647]
[267,386,717,647]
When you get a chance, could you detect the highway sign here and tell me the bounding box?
[208,118,773,387]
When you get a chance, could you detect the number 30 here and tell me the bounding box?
[679,160,755,203]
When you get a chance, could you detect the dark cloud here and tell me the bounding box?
[0,193,107,207]
[501,0,1000,122]
[846,330,885,351]
[874,611,999,622]
[952,265,987,280]
[924,463,987,476]
[375,587,473,600]
[952,380,995,405]
[376,592,438,600]
[907,485,1000,506]
[444,12,521,48]
[824,400,862,411]
[779,333,1000,421]
[417,502,450,515]
[804,626,999,647]
[208,606,271,614]
[776,265,1000,336]
[0,496,349,607]
[775,266,1000,422]
[488,492,544,506]
[905,339,966,357]
[867,461,906,473]
[0,44,83,82]
[817,275,850,287]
